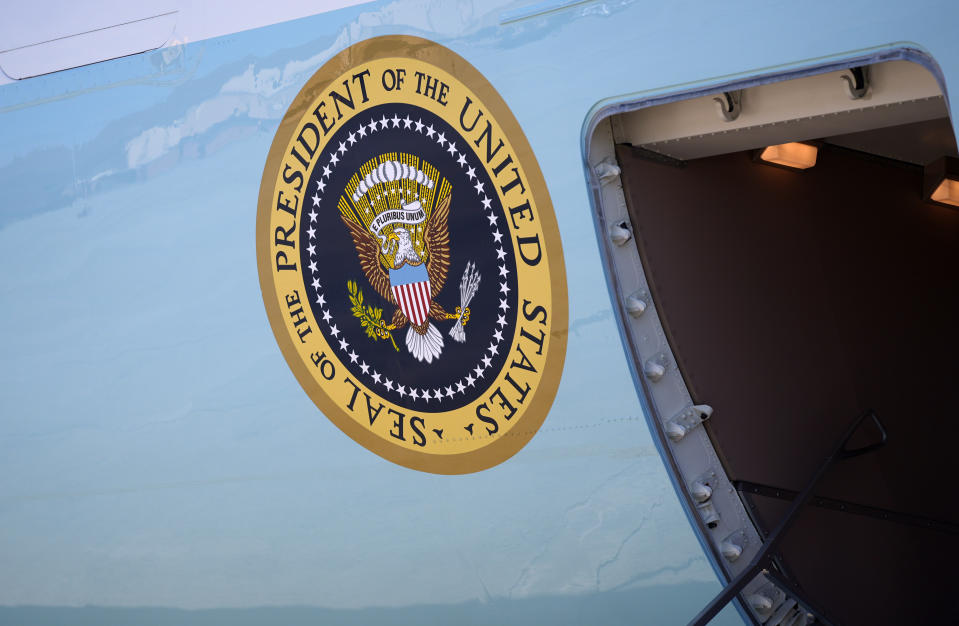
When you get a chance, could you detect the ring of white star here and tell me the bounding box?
[304,112,514,405]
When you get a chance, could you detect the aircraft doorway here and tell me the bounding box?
[587,53,959,625]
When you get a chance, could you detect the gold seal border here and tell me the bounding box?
[256,35,568,474]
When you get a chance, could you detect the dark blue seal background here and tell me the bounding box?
[299,103,519,412]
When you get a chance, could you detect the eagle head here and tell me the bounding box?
[392,227,422,267]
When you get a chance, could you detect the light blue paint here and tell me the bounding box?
[2,0,957,624]
[390,263,430,286]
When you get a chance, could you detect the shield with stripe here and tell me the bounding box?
[389,264,432,326]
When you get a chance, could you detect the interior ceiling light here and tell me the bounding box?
[923,156,959,208]
[757,142,818,171]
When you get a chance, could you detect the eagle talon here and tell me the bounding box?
[447,306,471,325]
[375,322,397,340]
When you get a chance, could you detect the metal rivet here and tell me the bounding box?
[609,222,632,246]
[720,535,744,562]
[665,422,686,441]
[690,481,712,503]
[643,358,665,381]
[625,293,647,317]
[747,593,773,615]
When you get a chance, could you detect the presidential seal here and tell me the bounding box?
[257,36,567,473]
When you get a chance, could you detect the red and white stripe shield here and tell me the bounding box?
[390,265,432,326]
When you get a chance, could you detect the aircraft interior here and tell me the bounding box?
[606,58,959,624]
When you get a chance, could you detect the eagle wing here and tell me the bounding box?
[425,194,452,296]
[341,215,394,304]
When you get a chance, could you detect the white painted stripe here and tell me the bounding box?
[0,0,374,84]
[393,285,409,325]
[397,283,427,326]
[400,285,413,325]
[414,283,427,325]
[412,282,426,324]
[417,282,430,323]
[411,285,424,325]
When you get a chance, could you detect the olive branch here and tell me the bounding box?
[348,280,398,351]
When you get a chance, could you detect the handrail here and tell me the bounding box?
[687,409,887,626]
